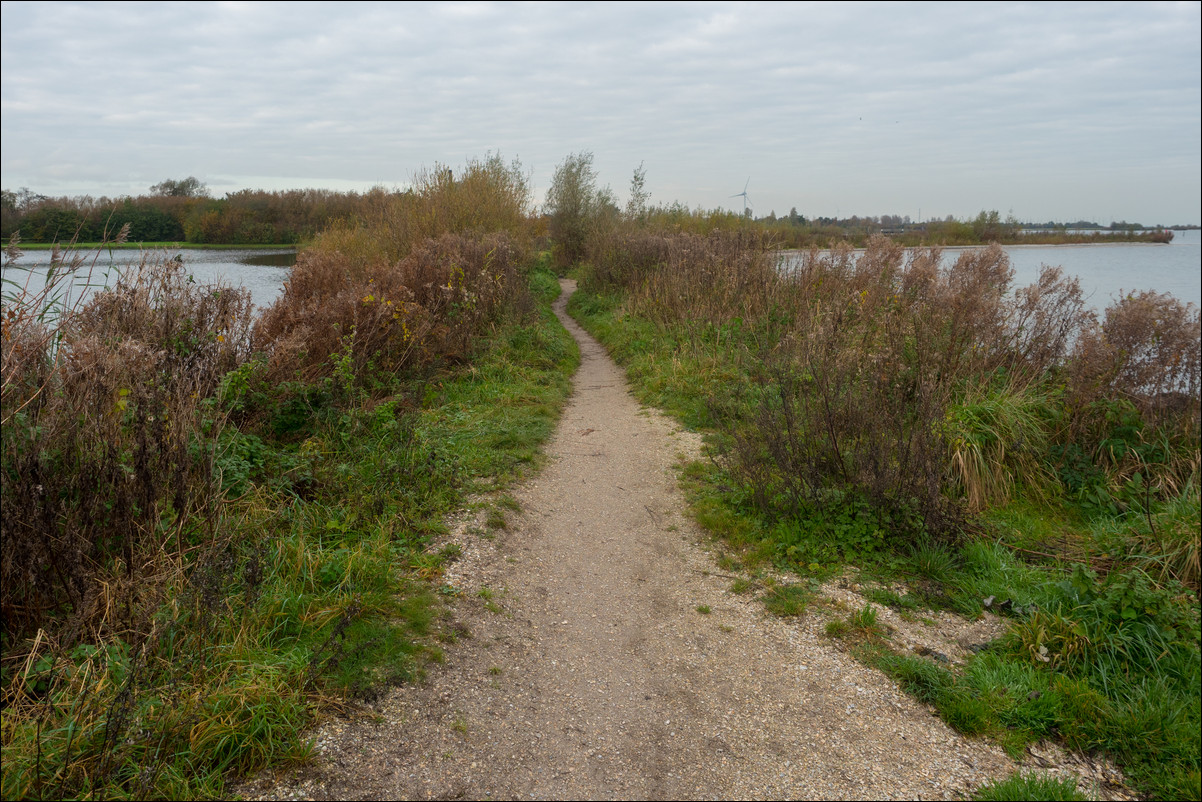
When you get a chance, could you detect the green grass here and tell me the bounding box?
[761,583,812,617]
[972,771,1087,801]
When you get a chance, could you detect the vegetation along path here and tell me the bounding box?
[252,280,1035,800]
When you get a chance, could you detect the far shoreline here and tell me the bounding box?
[16,242,300,251]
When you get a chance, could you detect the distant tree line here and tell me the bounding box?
[1,178,396,245]
[2,174,1178,250]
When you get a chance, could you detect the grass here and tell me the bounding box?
[761,584,812,617]
[972,771,1087,801]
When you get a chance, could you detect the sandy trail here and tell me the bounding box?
[250,279,1019,800]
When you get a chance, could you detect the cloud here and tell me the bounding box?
[2,1,1198,222]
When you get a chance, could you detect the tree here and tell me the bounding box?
[545,152,604,268]
[149,176,209,198]
[625,162,649,221]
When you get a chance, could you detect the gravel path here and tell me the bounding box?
[248,279,1029,800]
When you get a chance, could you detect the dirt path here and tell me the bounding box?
[248,279,1022,800]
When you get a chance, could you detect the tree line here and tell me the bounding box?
[2,173,1176,250]
[1,178,394,245]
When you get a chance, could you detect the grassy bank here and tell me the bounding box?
[568,231,1199,799]
[1,159,578,799]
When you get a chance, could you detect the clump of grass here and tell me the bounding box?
[850,604,880,633]
[696,604,712,615]
[863,586,922,611]
[972,771,1087,801]
[910,538,960,580]
[762,583,811,617]
[827,604,886,642]
[729,577,756,595]
[825,619,850,638]
[486,507,508,531]
[944,381,1053,512]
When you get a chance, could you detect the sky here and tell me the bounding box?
[2,1,1200,224]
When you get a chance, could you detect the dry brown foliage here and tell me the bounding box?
[584,228,784,326]
[254,232,524,384]
[1,257,251,643]
[585,229,1200,539]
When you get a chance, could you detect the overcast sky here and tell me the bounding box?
[2,1,1199,224]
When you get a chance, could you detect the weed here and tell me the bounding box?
[729,578,756,595]
[762,584,811,617]
[825,619,850,638]
[488,666,502,676]
[696,605,712,615]
[863,587,922,611]
[850,604,879,633]
[910,538,959,581]
[715,552,741,572]
[971,771,1087,801]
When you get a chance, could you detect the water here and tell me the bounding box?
[5,232,1199,319]
[950,229,1200,310]
[1,247,297,313]
[782,229,1201,311]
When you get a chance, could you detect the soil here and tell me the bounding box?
[243,280,1128,801]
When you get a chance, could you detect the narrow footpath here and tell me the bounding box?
[250,279,1019,800]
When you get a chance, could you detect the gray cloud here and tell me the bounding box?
[2,1,1199,223]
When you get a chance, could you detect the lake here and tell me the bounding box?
[781,229,1201,311]
[1,247,297,313]
[4,232,1200,318]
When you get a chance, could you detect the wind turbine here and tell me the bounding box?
[730,178,751,216]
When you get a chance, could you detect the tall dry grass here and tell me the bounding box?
[254,232,525,385]
[2,253,251,644]
[585,228,781,326]
[582,226,1200,541]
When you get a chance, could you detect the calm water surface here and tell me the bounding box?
[5,232,1200,317]
[2,247,296,312]
[782,228,1201,311]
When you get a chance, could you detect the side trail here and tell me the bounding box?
[249,279,1018,800]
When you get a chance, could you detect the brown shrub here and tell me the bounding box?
[254,232,524,384]
[735,237,969,537]
[1,257,251,642]
[585,228,781,327]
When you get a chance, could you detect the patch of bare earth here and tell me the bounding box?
[243,280,1124,800]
